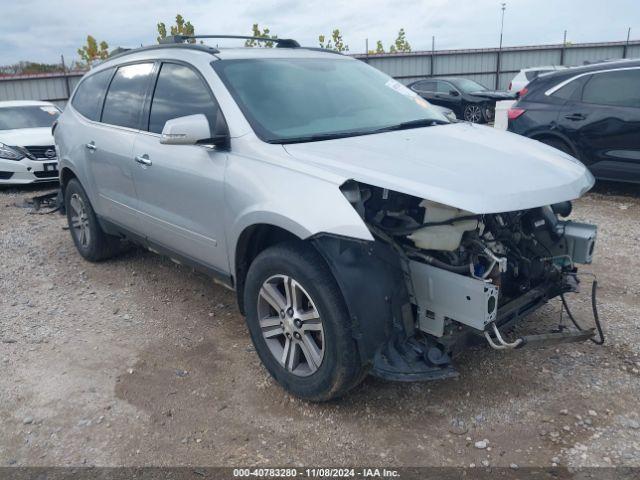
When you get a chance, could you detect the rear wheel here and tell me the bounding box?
[64,179,122,262]
[463,103,484,123]
[243,241,366,401]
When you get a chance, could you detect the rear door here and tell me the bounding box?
[559,68,640,181]
[410,80,438,102]
[131,61,229,272]
[434,80,463,115]
[88,62,155,230]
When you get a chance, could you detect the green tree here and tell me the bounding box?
[245,23,277,48]
[368,41,385,55]
[157,14,195,43]
[390,28,411,53]
[77,36,109,66]
[318,29,349,52]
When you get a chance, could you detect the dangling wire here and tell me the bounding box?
[560,272,604,345]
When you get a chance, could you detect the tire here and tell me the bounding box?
[64,178,122,262]
[243,241,365,401]
[482,103,494,123]
[463,103,484,123]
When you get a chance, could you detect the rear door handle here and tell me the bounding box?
[134,154,152,166]
[564,113,586,121]
[85,142,96,151]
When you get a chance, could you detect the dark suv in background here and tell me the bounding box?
[508,59,640,184]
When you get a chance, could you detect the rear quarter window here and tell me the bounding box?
[71,69,114,121]
[550,76,588,101]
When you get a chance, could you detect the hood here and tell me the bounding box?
[0,128,54,147]
[283,123,594,214]
[468,90,516,100]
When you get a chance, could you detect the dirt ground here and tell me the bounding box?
[1,182,639,469]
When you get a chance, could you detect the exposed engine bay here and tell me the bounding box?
[340,180,599,361]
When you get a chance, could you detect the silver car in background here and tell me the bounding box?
[54,35,598,401]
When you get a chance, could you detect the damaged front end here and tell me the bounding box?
[313,180,601,382]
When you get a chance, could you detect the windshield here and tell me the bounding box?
[0,105,61,130]
[452,79,489,93]
[213,58,447,143]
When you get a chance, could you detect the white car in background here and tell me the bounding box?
[0,100,61,185]
[508,66,568,96]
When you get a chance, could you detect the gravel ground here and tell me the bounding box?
[1,182,639,468]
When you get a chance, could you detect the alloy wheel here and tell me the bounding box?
[257,274,325,377]
[464,105,483,123]
[69,193,91,247]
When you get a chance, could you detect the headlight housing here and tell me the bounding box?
[0,142,25,161]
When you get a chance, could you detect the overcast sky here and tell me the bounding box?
[0,0,639,65]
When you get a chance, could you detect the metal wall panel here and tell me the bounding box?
[563,45,626,65]
[499,49,561,71]
[0,73,83,106]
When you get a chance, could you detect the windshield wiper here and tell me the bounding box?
[269,130,378,145]
[373,118,449,134]
[268,118,449,144]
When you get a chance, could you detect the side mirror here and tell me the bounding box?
[160,114,229,149]
[449,90,460,97]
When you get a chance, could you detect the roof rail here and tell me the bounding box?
[159,35,301,48]
[106,43,221,62]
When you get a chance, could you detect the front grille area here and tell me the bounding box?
[0,171,14,180]
[24,145,57,160]
[33,170,58,178]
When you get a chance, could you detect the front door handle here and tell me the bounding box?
[134,154,152,166]
[85,142,96,151]
[564,113,586,121]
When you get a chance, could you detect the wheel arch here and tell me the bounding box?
[234,223,307,315]
[60,166,79,194]
[530,131,580,158]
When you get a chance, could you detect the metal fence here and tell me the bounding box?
[0,39,638,107]
[0,71,84,109]
[355,39,640,89]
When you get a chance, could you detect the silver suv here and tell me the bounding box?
[54,35,598,401]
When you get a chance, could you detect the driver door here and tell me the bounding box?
[131,61,229,272]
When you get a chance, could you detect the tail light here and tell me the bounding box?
[518,87,528,98]
[507,107,526,121]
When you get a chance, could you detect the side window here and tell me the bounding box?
[581,69,640,108]
[71,69,113,121]
[412,80,436,92]
[148,63,220,134]
[101,63,154,129]
[437,81,454,94]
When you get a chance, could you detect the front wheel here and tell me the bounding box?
[243,242,366,401]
